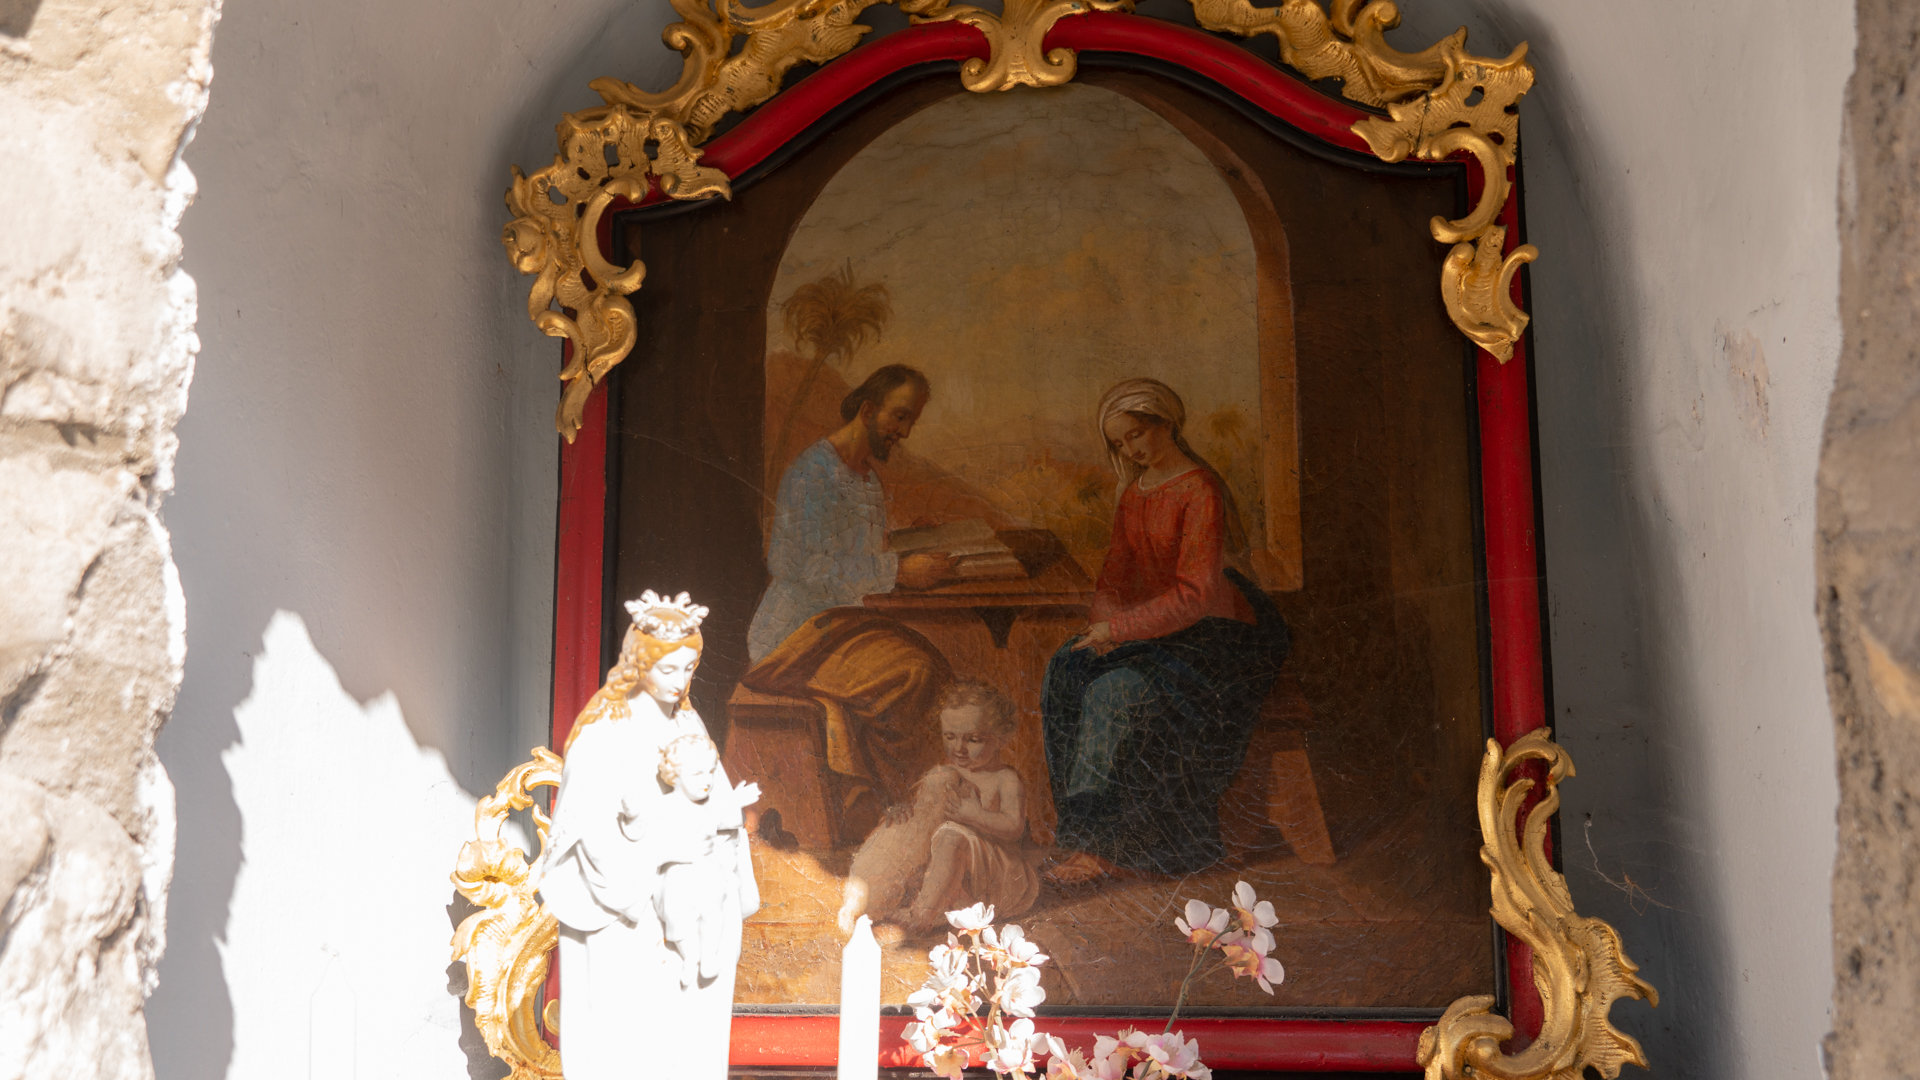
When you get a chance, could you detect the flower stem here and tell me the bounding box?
[1164,944,1211,1034]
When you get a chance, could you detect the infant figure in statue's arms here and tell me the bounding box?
[838,679,1040,935]
[654,733,760,987]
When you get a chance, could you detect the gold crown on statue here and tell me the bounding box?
[625,590,708,641]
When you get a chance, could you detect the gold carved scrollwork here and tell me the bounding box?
[1348,40,1539,361]
[588,0,886,145]
[917,0,1136,92]
[1418,730,1658,1080]
[505,0,890,440]
[1440,224,1537,359]
[450,748,566,1080]
[1190,0,1539,360]
[1185,0,1457,107]
[505,0,1542,436]
[503,105,721,440]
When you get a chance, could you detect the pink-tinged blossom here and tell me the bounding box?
[1089,1028,1211,1080]
[997,922,1049,966]
[905,1020,942,1054]
[1045,1047,1092,1080]
[1153,1032,1203,1075]
[986,1018,1047,1074]
[1172,900,1232,946]
[926,1045,970,1079]
[1091,1048,1130,1080]
[995,965,1047,1017]
[1220,940,1285,994]
[948,902,997,931]
[1228,881,1279,954]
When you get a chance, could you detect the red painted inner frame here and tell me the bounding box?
[548,13,1548,1071]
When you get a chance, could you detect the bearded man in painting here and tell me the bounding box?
[743,365,954,836]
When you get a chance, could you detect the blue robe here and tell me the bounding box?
[748,439,898,663]
[1041,570,1289,874]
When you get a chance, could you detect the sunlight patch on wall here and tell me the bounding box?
[219,610,516,1080]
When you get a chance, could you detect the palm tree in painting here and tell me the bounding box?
[772,261,892,470]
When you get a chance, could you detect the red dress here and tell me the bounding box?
[1091,468,1255,643]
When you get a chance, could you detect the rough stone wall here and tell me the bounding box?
[0,2,219,1078]
[1823,0,1920,1074]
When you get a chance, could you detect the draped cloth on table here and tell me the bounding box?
[739,607,952,804]
[1041,570,1290,875]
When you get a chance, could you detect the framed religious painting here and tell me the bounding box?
[470,2,1653,1077]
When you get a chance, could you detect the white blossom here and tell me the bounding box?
[947,902,997,931]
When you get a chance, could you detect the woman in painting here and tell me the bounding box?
[537,591,759,1080]
[1041,378,1291,883]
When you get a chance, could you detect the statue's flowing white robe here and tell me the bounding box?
[538,702,757,1080]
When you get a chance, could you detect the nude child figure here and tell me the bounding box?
[838,680,1040,934]
[655,733,760,988]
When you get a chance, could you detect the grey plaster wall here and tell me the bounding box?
[1386,1,1850,1076]
[146,0,698,1076]
[1383,1,1851,1076]
[143,0,1858,1077]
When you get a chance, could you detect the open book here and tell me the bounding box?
[888,519,1028,581]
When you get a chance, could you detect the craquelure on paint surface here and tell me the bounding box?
[610,70,1496,1013]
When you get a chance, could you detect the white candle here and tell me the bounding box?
[837,915,881,1080]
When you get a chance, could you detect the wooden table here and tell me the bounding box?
[862,528,1097,648]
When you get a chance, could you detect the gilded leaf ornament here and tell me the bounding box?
[1417,730,1659,1080]
[1186,0,1539,357]
[1346,38,1539,360]
[917,0,1139,92]
[503,105,712,441]
[1185,0,1458,107]
[503,0,1544,439]
[450,748,566,1080]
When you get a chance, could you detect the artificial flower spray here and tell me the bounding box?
[896,884,1287,1080]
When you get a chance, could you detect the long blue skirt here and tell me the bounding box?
[1041,570,1290,875]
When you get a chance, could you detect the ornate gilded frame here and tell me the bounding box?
[468,2,1656,1077]
[500,0,1536,443]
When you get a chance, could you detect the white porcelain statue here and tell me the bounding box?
[535,591,760,1080]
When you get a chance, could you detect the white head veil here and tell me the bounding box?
[1095,378,1249,557]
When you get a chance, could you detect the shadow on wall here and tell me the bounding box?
[1383,2,1742,1076]
[154,612,514,1080]
[0,0,42,38]
[149,0,687,1070]
[151,0,1820,1073]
